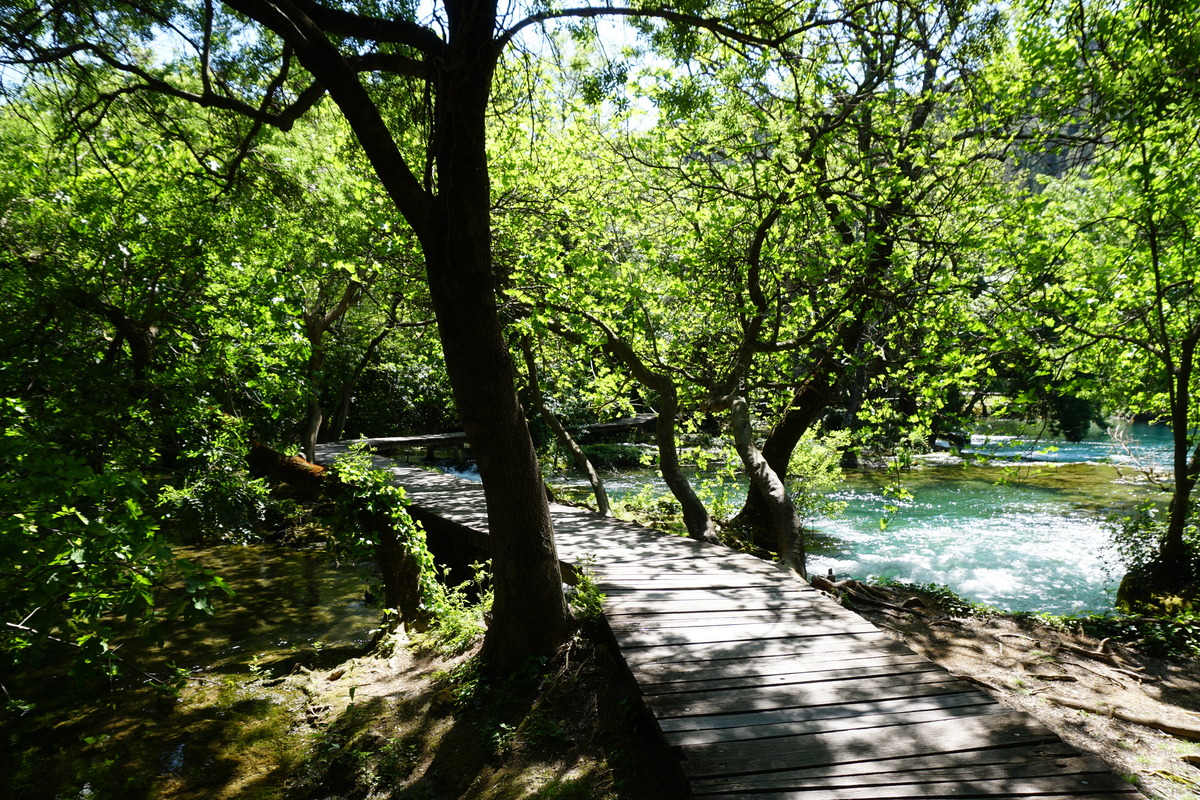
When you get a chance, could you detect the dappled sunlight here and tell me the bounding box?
[351,455,1148,798]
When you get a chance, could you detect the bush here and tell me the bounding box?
[579,443,651,470]
[0,399,230,696]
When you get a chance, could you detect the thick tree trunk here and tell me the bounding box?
[370,510,425,627]
[521,338,610,516]
[235,0,571,671]
[421,4,570,671]
[729,394,807,577]
[733,373,834,547]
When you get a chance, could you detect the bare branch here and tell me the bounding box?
[497,3,856,54]
[288,0,445,54]
[346,51,428,79]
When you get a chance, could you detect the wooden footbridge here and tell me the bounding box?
[314,444,1143,799]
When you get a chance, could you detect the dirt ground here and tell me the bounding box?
[839,585,1200,800]
[10,585,1200,800]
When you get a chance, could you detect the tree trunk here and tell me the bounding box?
[371,510,425,627]
[733,371,834,547]
[729,394,807,577]
[599,336,717,541]
[232,0,571,671]
[301,392,323,463]
[329,322,394,441]
[1162,329,1200,577]
[521,337,610,516]
[655,383,718,541]
[421,3,570,671]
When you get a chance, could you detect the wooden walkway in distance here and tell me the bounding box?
[313,445,1144,799]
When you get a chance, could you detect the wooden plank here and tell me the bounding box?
[656,692,995,734]
[664,701,1007,746]
[605,607,850,629]
[680,711,1064,778]
[698,779,1142,799]
[686,742,1087,791]
[610,619,880,649]
[604,593,822,616]
[643,659,947,697]
[629,637,923,676]
[606,611,873,636]
[594,564,798,582]
[647,671,973,718]
[621,630,895,667]
[688,751,1139,797]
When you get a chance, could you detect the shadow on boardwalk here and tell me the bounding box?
[314,444,1146,800]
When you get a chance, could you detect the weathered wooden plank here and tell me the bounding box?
[621,629,895,667]
[647,671,973,718]
[697,778,1142,799]
[606,599,821,618]
[662,700,1006,746]
[611,618,880,649]
[680,711,1063,778]
[629,638,924,679]
[604,591,823,617]
[643,659,947,697]
[604,584,814,599]
[686,742,1086,791]
[687,754,1140,796]
[608,605,872,631]
[667,705,1003,748]
[594,561,799,579]
[604,607,855,630]
[656,692,996,734]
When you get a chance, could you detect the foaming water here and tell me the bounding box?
[548,421,1173,615]
[963,419,1175,468]
[808,472,1122,614]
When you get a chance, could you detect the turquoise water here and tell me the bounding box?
[807,422,1177,614]
[810,469,1123,614]
[545,421,1179,615]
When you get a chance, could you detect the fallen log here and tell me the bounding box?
[246,441,329,500]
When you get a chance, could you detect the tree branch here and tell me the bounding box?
[497,4,854,54]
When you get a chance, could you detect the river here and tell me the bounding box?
[539,420,1178,616]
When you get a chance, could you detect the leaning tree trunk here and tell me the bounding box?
[728,394,808,577]
[600,336,717,541]
[654,384,717,541]
[733,372,834,548]
[329,321,393,442]
[521,337,611,516]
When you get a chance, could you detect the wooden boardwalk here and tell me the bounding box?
[314,445,1144,799]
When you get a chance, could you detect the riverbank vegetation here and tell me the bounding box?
[2,0,1200,795]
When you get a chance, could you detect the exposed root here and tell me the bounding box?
[1042,693,1200,740]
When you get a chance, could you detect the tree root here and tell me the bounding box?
[1055,638,1143,674]
[811,574,928,616]
[1041,693,1200,740]
[998,631,1143,679]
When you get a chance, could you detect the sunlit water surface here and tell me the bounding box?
[550,421,1178,615]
